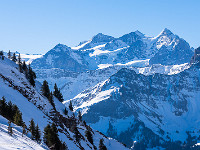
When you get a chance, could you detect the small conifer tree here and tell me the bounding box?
[12,53,17,62]
[64,108,68,116]
[78,110,82,121]
[69,101,73,111]
[99,138,107,150]
[53,83,64,102]
[85,128,93,145]
[35,124,41,143]
[13,109,23,126]
[41,80,50,98]
[29,119,36,140]
[7,50,11,59]
[48,92,55,109]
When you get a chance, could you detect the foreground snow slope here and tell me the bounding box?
[0,57,128,150]
[0,116,46,150]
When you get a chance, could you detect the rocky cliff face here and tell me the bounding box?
[191,47,200,64]
[149,29,194,65]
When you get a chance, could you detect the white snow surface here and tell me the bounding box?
[0,116,47,150]
[20,54,43,64]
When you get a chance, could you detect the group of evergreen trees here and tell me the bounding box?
[0,97,41,143]
[17,53,36,87]
[5,51,36,87]
[0,97,24,126]
[41,80,64,109]
[43,123,67,150]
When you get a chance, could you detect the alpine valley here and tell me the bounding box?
[2,28,200,150]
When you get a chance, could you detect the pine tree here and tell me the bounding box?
[64,108,68,116]
[29,119,36,140]
[99,138,107,150]
[8,121,13,136]
[17,53,21,64]
[48,92,55,109]
[69,101,73,111]
[53,83,64,102]
[85,128,93,145]
[7,50,11,59]
[22,124,27,137]
[13,109,23,126]
[35,124,41,143]
[7,101,13,121]
[28,64,36,87]
[22,61,27,71]
[11,104,19,121]
[12,53,17,62]
[18,54,23,72]
[73,126,81,143]
[41,80,50,98]
[61,142,68,150]
[43,124,51,146]
[0,96,7,117]
[78,110,82,122]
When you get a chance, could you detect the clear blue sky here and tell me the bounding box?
[0,0,199,54]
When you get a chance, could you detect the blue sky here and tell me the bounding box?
[0,0,199,54]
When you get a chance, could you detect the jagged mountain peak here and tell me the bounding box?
[52,43,71,52]
[134,30,145,37]
[119,31,144,45]
[91,33,115,43]
[158,28,174,37]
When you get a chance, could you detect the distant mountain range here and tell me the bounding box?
[31,28,194,72]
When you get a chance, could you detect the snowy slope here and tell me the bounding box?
[20,53,43,64]
[0,116,47,150]
[0,58,128,150]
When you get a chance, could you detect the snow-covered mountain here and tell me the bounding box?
[31,28,194,101]
[31,44,88,72]
[68,61,200,149]
[0,57,128,150]
[32,28,194,71]
[27,29,197,149]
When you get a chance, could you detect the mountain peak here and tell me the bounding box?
[51,44,71,53]
[91,33,115,43]
[134,30,145,37]
[159,28,173,36]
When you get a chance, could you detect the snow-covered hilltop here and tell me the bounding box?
[0,56,128,149]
